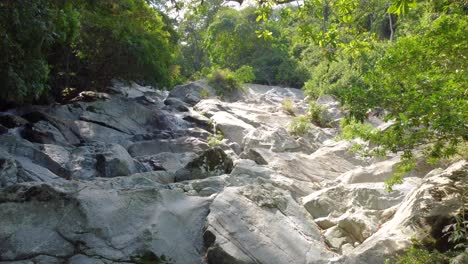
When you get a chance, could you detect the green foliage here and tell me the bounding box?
[202,7,309,87]
[443,191,468,251]
[0,0,54,103]
[233,65,255,83]
[308,101,332,128]
[199,89,210,99]
[0,0,178,104]
[386,245,449,264]
[348,13,468,174]
[288,115,311,136]
[77,0,176,89]
[340,118,376,141]
[207,68,245,97]
[207,131,224,147]
[281,98,296,116]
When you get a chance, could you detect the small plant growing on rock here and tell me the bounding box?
[385,244,449,264]
[207,68,245,97]
[199,89,210,99]
[308,101,331,127]
[208,131,224,147]
[442,191,468,250]
[281,98,295,116]
[288,115,311,136]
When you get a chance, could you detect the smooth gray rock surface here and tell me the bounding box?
[0,81,464,264]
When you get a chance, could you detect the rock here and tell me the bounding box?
[183,112,212,131]
[0,124,8,135]
[0,182,211,263]
[337,161,468,264]
[109,80,164,99]
[0,149,18,188]
[244,148,269,165]
[0,134,70,180]
[16,157,66,184]
[135,152,197,172]
[169,80,215,106]
[175,147,233,182]
[243,125,315,153]
[302,180,420,252]
[21,111,81,145]
[0,114,28,128]
[95,144,137,178]
[204,185,336,264]
[164,97,190,112]
[316,95,344,126]
[127,137,209,157]
[68,143,137,180]
[337,156,435,184]
[0,227,74,260]
[211,111,255,145]
[193,99,225,118]
[21,121,69,146]
[230,159,273,179]
[71,91,111,102]
[74,120,133,147]
[242,141,365,183]
[38,144,70,169]
[93,171,174,187]
[68,255,106,264]
[78,97,160,135]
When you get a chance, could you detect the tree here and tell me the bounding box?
[0,0,55,103]
[0,0,179,104]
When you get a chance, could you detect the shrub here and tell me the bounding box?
[339,118,376,141]
[199,89,210,99]
[386,246,449,264]
[233,65,255,83]
[308,101,332,127]
[207,131,224,147]
[281,98,296,116]
[0,0,54,103]
[207,68,245,97]
[288,115,311,136]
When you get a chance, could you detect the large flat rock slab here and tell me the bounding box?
[204,185,337,264]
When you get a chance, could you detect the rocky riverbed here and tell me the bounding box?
[0,81,466,264]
